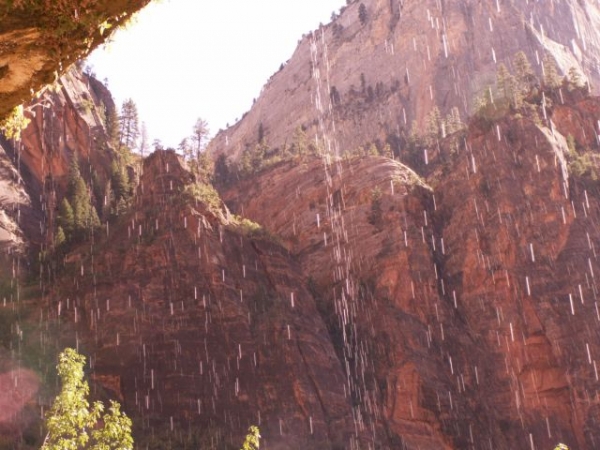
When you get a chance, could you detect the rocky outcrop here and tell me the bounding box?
[0,0,151,120]
[210,0,600,162]
[45,150,360,449]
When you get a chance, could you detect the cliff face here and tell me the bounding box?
[0,67,114,256]
[219,95,600,449]
[210,0,600,162]
[45,150,359,449]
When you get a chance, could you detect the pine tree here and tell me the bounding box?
[71,176,91,234]
[119,99,139,152]
[58,198,75,236]
[408,120,422,147]
[110,160,130,203]
[239,148,252,176]
[292,126,308,158]
[104,105,120,149]
[192,117,210,161]
[542,54,562,89]
[496,63,513,101]
[178,138,193,161]
[102,181,113,220]
[214,154,231,187]
[54,226,66,248]
[197,150,213,180]
[513,51,535,94]
[425,106,442,145]
[67,157,82,199]
[91,170,104,212]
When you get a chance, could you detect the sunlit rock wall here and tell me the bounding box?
[210,0,600,162]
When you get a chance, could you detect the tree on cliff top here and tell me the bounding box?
[119,98,139,152]
[192,117,210,160]
[41,348,133,450]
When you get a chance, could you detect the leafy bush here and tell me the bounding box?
[0,105,30,140]
[184,182,222,212]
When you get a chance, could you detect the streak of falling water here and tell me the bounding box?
[306,28,385,447]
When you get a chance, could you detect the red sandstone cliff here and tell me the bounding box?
[218,92,600,448]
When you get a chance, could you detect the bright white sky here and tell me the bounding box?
[88,0,345,149]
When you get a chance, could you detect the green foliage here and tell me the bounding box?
[0,105,31,140]
[240,426,260,450]
[542,53,562,89]
[184,182,222,213]
[119,99,139,153]
[79,98,95,115]
[58,198,75,235]
[367,143,378,156]
[381,143,393,158]
[42,348,133,450]
[57,159,101,244]
[104,105,120,149]
[292,126,308,158]
[408,120,422,148]
[496,63,522,108]
[192,117,210,159]
[567,66,585,91]
[569,151,598,180]
[424,106,442,145]
[566,134,577,154]
[567,134,599,184]
[232,215,263,235]
[178,138,193,161]
[513,51,535,95]
[196,150,214,180]
[54,226,66,248]
[214,153,232,187]
[110,160,131,205]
